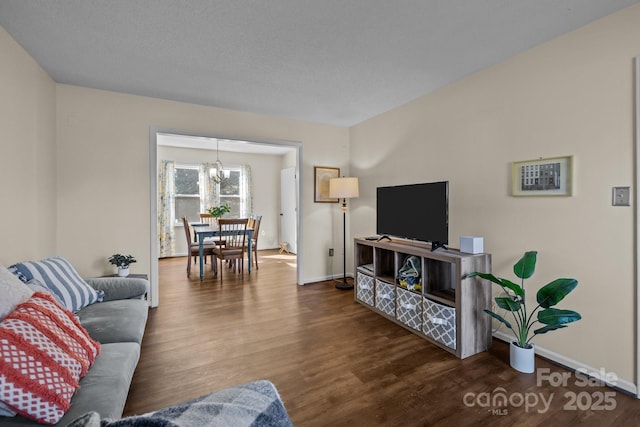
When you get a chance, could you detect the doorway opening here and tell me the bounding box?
[148,129,303,307]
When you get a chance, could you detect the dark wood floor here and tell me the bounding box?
[124,251,639,426]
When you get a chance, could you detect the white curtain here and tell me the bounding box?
[199,163,218,213]
[241,164,253,216]
[158,160,176,257]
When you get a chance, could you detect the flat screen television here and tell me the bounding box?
[376,181,449,249]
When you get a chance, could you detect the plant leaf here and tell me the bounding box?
[538,308,582,325]
[536,278,578,308]
[494,297,521,312]
[484,309,512,329]
[513,251,537,279]
[466,271,501,285]
[533,324,567,335]
[467,272,524,297]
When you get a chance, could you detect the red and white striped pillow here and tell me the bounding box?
[23,293,100,368]
[0,292,101,424]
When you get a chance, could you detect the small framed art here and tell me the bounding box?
[512,156,573,197]
[314,166,340,203]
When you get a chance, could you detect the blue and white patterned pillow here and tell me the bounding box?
[8,256,103,313]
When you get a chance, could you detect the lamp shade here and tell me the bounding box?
[329,177,359,199]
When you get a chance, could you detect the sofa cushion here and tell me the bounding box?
[0,342,141,427]
[78,299,148,344]
[63,342,141,422]
[9,257,104,313]
[0,265,33,320]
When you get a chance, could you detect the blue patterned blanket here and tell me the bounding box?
[67,380,294,427]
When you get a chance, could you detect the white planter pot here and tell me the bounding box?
[117,267,130,277]
[510,341,535,373]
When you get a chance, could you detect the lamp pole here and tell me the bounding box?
[336,198,352,290]
[328,177,359,291]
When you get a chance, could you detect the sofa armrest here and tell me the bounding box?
[85,277,149,302]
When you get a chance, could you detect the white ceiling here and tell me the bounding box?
[1,0,638,128]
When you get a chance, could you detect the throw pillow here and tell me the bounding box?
[8,256,103,313]
[24,278,65,306]
[0,298,82,424]
[1,304,84,382]
[23,292,101,371]
[0,265,33,320]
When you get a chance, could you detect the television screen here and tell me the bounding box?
[376,181,449,245]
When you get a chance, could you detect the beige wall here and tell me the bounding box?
[0,26,57,264]
[350,5,640,385]
[55,85,349,281]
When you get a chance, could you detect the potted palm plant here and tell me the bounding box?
[108,254,137,277]
[468,251,581,373]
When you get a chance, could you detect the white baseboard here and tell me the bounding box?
[493,331,637,397]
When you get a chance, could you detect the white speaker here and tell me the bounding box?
[460,236,484,254]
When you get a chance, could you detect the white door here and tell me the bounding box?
[280,167,297,253]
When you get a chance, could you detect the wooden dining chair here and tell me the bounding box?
[245,214,262,269]
[199,212,214,225]
[199,212,226,247]
[182,217,217,277]
[212,218,248,281]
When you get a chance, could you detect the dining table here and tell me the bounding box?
[191,224,254,281]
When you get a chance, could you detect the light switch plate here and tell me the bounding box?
[613,187,630,206]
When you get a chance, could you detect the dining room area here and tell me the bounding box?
[185,213,262,281]
[155,133,299,285]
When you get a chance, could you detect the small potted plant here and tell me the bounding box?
[207,203,231,220]
[108,254,137,277]
[468,251,581,373]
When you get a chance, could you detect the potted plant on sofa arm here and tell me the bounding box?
[108,254,137,277]
[467,251,581,373]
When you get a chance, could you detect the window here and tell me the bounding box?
[175,165,200,223]
[173,163,250,225]
[219,168,243,217]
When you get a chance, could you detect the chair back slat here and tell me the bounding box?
[200,213,215,226]
[218,218,248,250]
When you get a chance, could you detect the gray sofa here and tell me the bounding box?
[3,276,149,426]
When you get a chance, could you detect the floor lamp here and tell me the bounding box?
[329,177,359,290]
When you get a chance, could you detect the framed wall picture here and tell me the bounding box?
[512,156,573,196]
[314,166,340,202]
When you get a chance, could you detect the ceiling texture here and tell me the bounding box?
[1,0,638,128]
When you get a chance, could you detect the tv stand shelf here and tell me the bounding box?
[354,237,492,359]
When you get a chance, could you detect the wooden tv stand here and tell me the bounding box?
[354,237,492,359]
